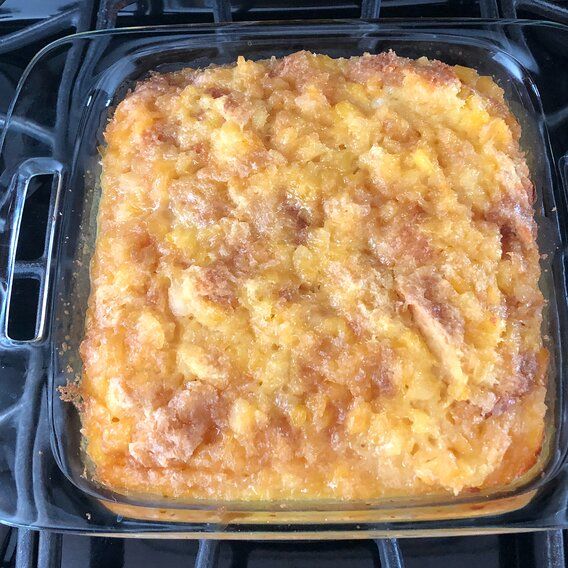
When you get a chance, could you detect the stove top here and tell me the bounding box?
[0,525,565,567]
[1,0,568,566]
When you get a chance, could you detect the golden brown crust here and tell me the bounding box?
[78,51,547,500]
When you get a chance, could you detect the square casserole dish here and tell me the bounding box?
[0,19,567,538]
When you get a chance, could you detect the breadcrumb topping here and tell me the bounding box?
[78,51,547,500]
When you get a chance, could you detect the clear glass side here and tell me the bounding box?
[52,22,566,510]
[0,20,567,535]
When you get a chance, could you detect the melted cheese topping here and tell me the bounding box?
[79,51,547,500]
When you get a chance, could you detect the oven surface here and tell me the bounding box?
[0,0,567,563]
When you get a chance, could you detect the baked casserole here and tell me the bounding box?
[77,51,547,500]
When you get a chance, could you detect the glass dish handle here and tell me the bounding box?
[0,157,64,343]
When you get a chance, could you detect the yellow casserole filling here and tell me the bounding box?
[79,51,547,500]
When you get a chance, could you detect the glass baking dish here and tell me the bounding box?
[0,19,567,538]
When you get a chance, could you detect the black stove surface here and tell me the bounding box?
[0,529,565,568]
[1,0,568,567]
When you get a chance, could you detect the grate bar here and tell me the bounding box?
[0,527,13,564]
[517,0,568,23]
[376,538,404,568]
[196,540,220,568]
[211,0,233,22]
[0,115,53,146]
[479,0,500,17]
[37,532,62,568]
[96,0,136,30]
[13,261,47,280]
[76,0,99,32]
[15,530,37,568]
[361,0,381,18]
[499,0,516,17]
[0,8,78,55]
[534,530,565,568]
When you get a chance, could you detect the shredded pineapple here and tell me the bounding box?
[79,51,547,500]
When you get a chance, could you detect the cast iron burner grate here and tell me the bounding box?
[0,526,566,567]
[1,0,568,566]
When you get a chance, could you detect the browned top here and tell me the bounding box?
[79,51,547,501]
